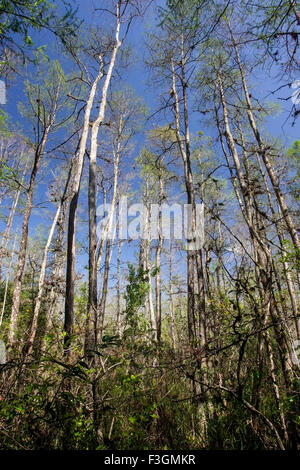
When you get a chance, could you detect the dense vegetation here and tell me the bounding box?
[0,0,299,450]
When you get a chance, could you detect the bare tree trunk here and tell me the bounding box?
[26,160,73,356]
[155,176,163,341]
[231,32,300,253]
[171,58,196,342]
[217,74,275,409]
[98,236,115,341]
[145,191,156,336]
[265,329,289,446]
[116,237,123,336]
[217,73,292,409]
[64,62,104,354]
[0,230,18,327]
[86,7,121,357]
[90,129,121,350]
[290,0,300,24]
[41,205,67,352]
[255,151,300,337]
[168,242,177,349]
[0,152,29,280]
[9,127,51,345]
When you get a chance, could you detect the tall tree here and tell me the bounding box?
[9,60,76,345]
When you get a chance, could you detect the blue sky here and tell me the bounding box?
[1,0,299,290]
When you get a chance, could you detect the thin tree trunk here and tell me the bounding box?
[145,192,156,335]
[0,152,29,280]
[290,0,300,24]
[90,125,121,350]
[86,8,122,354]
[217,73,292,405]
[9,127,51,345]
[155,176,163,341]
[231,31,300,253]
[116,237,123,336]
[171,58,196,342]
[0,230,18,327]
[168,242,177,349]
[98,237,115,341]
[26,160,73,355]
[255,151,300,337]
[41,206,67,352]
[64,61,104,353]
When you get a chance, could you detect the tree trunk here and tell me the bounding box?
[86,12,122,355]
[26,159,73,356]
[64,62,104,354]
[168,242,177,349]
[155,175,163,341]
[9,127,51,345]
[0,152,29,281]
[231,32,300,253]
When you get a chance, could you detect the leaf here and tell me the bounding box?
[78,361,90,369]
[25,35,34,45]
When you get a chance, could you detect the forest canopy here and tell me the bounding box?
[0,0,299,451]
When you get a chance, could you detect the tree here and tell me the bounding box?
[8,59,78,345]
[0,0,80,75]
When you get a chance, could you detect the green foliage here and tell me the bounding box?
[287,140,300,159]
[17,57,83,145]
[287,140,300,176]
[124,264,150,332]
[158,0,205,34]
[0,158,14,182]
[278,239,300,269]
[0,109,11,137]
[0,0,299,453]
[0,0,80,52]
[0,359,97,449]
